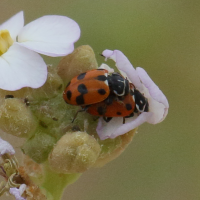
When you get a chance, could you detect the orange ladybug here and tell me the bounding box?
[63,69,130,106]
[85,88,148,123]
[63,69,110,106]
[85,92,135,123]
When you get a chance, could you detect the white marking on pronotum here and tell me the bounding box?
[117,80,124,83]
[104,72,109,86]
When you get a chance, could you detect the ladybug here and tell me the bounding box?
[63,68,149,123]
[63,69,130,106]
[84,88,149,123]
[63,69,110,106]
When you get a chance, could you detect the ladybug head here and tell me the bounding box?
[133,89,149,113]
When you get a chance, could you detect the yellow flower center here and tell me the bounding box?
[0,30,14,56]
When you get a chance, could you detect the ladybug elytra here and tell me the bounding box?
[63,69,130,106]
[85,88,149,123]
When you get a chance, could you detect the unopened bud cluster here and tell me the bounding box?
[1,45,136,174]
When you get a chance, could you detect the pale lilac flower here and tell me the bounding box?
[97,50,169,140]
[9,184,26,200]
[0,137,15,155]
[0,11,80,91]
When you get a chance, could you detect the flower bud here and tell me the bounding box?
[0,98,37,138]
[28,65,64,101]
[49,132,101,173]
[57,45,98,85]
[94,128,137,167]
[0,87,29,100]
[22,130,56,163]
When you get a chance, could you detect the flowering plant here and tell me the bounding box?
[0,11,168,200]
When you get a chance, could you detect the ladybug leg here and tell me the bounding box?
[72,106,89,123]
[103,117,113,122]
[123,117,125,124]
[123,112,135,124]
[125,112,134,118]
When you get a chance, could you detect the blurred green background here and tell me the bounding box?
[1,0,200,200]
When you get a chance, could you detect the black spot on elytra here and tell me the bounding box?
[98,89,106,95]
[96,75,107,81]
[77,72,86,80]
[78,84,88,94]
[66,90,72,100]
[126,103,132,111]
[117,112,122,115]
[76,94,84,105]
[97,106,106,115]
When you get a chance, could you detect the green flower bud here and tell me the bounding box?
[57,45,98,85]
[0,98,37,138]
[28,65,64,101]
[49,132,101,173]
[94,129,137,167]
[22,130,56,163]
[0,87,29,99]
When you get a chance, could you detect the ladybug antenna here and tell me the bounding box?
[99,53,104,57]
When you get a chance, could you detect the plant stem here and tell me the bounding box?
[41,163,81,200]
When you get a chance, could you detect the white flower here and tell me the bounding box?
[96,50,169,140]
[9,184,26,200]
[0,137,15,155]
[0,11,80,91]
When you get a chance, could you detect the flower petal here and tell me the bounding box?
[17,15,80,57]
[10,184,26,200]
[102,49,143,90]
[0,137,15,155]
[98,63,114,73]
[0,11,24,41]
[136,67,169,122]
[0,43,47,91]
[147,98,167,124]
[136,67,169,108]
[96,112,152,140]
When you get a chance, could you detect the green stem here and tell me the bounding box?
[41,163,81,200]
